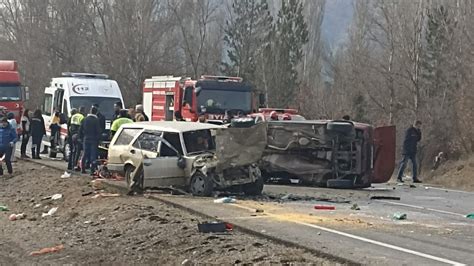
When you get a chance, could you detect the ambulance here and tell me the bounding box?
[42,72,124,158]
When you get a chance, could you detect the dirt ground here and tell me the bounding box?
[424,155,474,192]
[0,161,334,265]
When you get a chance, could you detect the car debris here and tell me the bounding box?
[197,222,233,233]
[260,120,396,189]
[91,193,120,199]
[392,212,407,220]
[369,196,401,200]
[29,244,64,256]
[213,197,237,203]
[351,204,361,210]
[314,205,335,210]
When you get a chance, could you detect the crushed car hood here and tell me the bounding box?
[214,122,267,172]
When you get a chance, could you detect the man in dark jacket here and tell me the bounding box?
[397,120,422,183]
[93,104,106,134]
[0,117,17,176]
[79,106,101,175]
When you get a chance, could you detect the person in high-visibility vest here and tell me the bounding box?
[68,106,85,171]
[110,109,133,139]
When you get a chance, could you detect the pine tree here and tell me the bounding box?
[222,0,273,84]
[268,0,309,108]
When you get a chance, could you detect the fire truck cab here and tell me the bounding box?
[143,75,263,124]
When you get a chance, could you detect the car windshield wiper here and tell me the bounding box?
[187,150,214,156]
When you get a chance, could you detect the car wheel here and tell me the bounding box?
[242,173,264,196]
[125,165,143,194]
[190,172,214,197]
[326,179,355,189]
[124,165,136,187]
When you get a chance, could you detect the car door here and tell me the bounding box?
[371,125,396,183]
[143,132,186,188]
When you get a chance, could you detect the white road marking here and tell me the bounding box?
[425,186,474,195]
[232,204,466,266]
[375,200,466,217]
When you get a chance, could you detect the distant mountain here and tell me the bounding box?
[322,0,354,48]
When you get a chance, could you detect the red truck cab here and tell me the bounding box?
[0,61,29,132]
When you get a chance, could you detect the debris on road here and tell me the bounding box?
[213,197,237,204]
[351,204,361,210]
[198,222,233,233]
[0,205,9,211]
[42,207,58,218]
[370,196,401,200]
[29,244,64,256]
[273,193,350,203]
[314,205,335,210]
[91,179,105,190]
[392,212,407,220]
[256,209,264,213]
[60,171,71,178]
[9,213,25,221]
[51,194,63,200]
[466,213,474,219]
[91,193,120,199]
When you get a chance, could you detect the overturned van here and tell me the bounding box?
[107,121,267,196]
[260,120,395,188]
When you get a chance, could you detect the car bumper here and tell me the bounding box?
[107,163,124,175]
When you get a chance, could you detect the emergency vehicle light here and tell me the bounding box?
[259,108,298,114]
[61,72,109,79]
[200,75,243,83]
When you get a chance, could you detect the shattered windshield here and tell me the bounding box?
[183,129,216,155]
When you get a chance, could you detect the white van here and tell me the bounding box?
[42,72,125,158]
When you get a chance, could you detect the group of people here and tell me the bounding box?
[65,102,149,175]
[0,101,149,177]
[0,107,46,177]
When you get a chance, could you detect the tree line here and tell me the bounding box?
[1,0,472,165]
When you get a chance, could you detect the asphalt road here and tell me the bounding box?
[17,151,474,265]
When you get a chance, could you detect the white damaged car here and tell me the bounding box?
[107,121,267,196]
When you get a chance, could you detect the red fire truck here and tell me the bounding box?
[142,75,263,123]
[0,60,29,132]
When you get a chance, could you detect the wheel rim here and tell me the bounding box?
[191,175,205,194]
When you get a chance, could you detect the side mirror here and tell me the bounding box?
[24,86,30,101]
[177,156,186,169]
[258,93,266,108]
[195,86,202,96]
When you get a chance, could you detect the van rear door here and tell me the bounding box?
[371,125,396,183]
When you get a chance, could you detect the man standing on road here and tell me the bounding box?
[92,104,106,135]
[0,117,17,177]
[110,109,133,139]
[397,120,422,183]
[79,106,101,175]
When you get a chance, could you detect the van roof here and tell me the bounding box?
[121,121,223,133]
